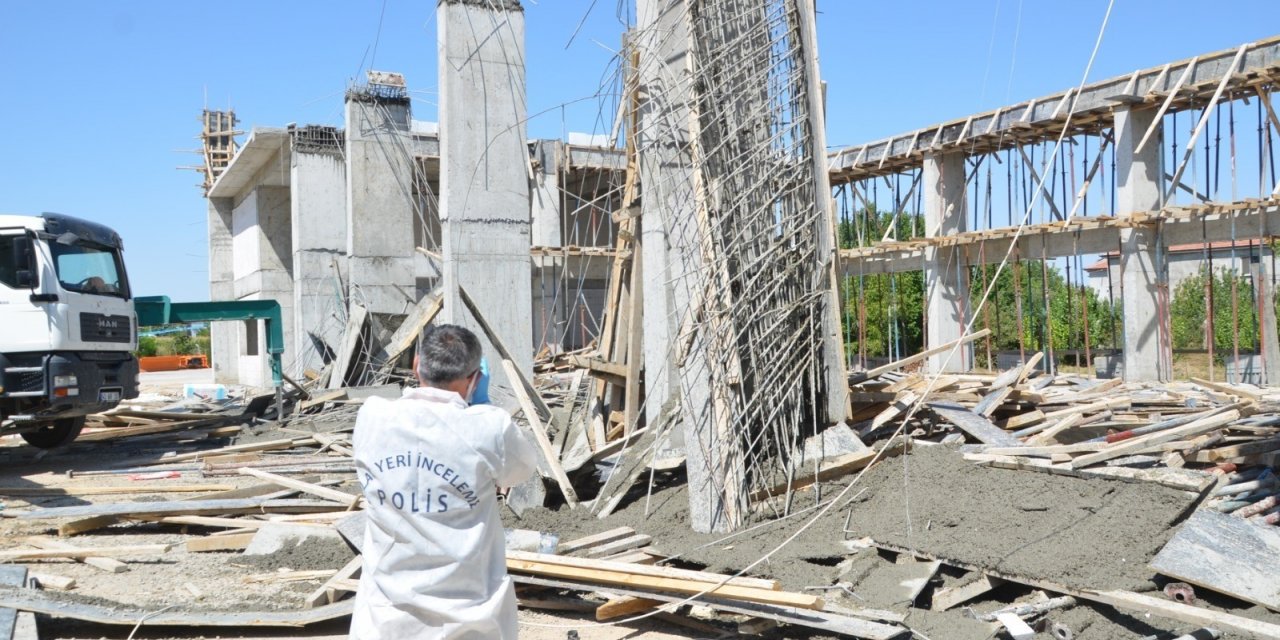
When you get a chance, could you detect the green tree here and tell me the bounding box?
[172,333,198,356]
[1170,267,1260,361]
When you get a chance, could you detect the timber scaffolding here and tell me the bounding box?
[830,33,1280,388]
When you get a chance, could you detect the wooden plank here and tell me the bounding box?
[327,304,368,390]
[23,538,126,573]
[304,555,363,608]
[868,392,918,432]
[375,292,442,367]
[1187,436,1280,463]
[563,355,628,379]
[0,589,354,627]
[1191,377,1264,403]
[1149,508,1280,611]
[458,287,552,420]
[928,402,1020,446]
[558,527,636,555]
[505,551,780,591]
[1001,410,1045,431]
[931,573,1005,611]
[237,468,359,508]
[28,571,76,591]
[595,596,664,621]
[184,533,257,553]
[0,484,232,497]
[974,387,1012,417]
[501,359,579,508]
[851,329,991,381]
[0,544,171,561]
[505,557,819,609]
[16,498,344,522]
[1070,409,1241,469]
[583,534,652,559]
[140,515,327,530]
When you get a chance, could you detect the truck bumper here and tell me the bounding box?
[0,351,140,419]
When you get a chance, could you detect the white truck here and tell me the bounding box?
[0,213,139,447]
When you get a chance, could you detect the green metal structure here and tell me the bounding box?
[134,296,284,387]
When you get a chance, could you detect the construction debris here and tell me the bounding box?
[3,325,1280,639]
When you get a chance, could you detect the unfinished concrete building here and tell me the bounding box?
[832,35,1280,385]
[202,78,624,388]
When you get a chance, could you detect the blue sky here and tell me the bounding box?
[0,1,1274,301]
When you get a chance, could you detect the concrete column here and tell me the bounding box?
[344,91,416,317]
[1115,106,1171,382]
[207,197,239,385]
[923,150,971,373]
[637,0,694,431]
[438,0,534,401]
[1251,259,1280,386]
[291,140,348,376]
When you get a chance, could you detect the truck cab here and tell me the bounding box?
[0,213,140,447]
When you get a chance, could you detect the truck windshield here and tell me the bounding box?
[50,242,129,298]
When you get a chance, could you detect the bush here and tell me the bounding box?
[172,333,198,356]
[137,335,158,358]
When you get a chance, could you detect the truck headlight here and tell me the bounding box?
[53,375,78,387]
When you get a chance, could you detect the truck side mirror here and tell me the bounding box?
[11,236,37,289]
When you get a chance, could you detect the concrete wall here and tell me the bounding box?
[230,185,294,387]
[291,149,347,375]
[207,197,239,385]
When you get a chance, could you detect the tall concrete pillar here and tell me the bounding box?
[923,150,971,373]
[290,130,348,375]
[344,88,416,317]
[1115,106,1171,382]
[438,0,533,400]
[636,0,694,429]
[207,197,239,385]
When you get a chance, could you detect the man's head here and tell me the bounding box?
[414,324,483,399]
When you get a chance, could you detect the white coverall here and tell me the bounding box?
[350,386,538,639]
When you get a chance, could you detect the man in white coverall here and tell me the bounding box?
[350,324,538,639]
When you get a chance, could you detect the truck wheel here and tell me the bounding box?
[20,417,86,449]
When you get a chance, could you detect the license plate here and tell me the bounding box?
[99,390,121,403]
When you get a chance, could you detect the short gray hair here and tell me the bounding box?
[416,324,483,384]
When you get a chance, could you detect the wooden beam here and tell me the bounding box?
[184,533,255,553]
[931,573,1006,611]
[1069,409,1241,469]
[0,544,171,561]
[505,556,817,609]
[305,555,363,608]
[506,551,780,591]
[237,468,360,508]
[851,329,992,381]
[502,359,579,508]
